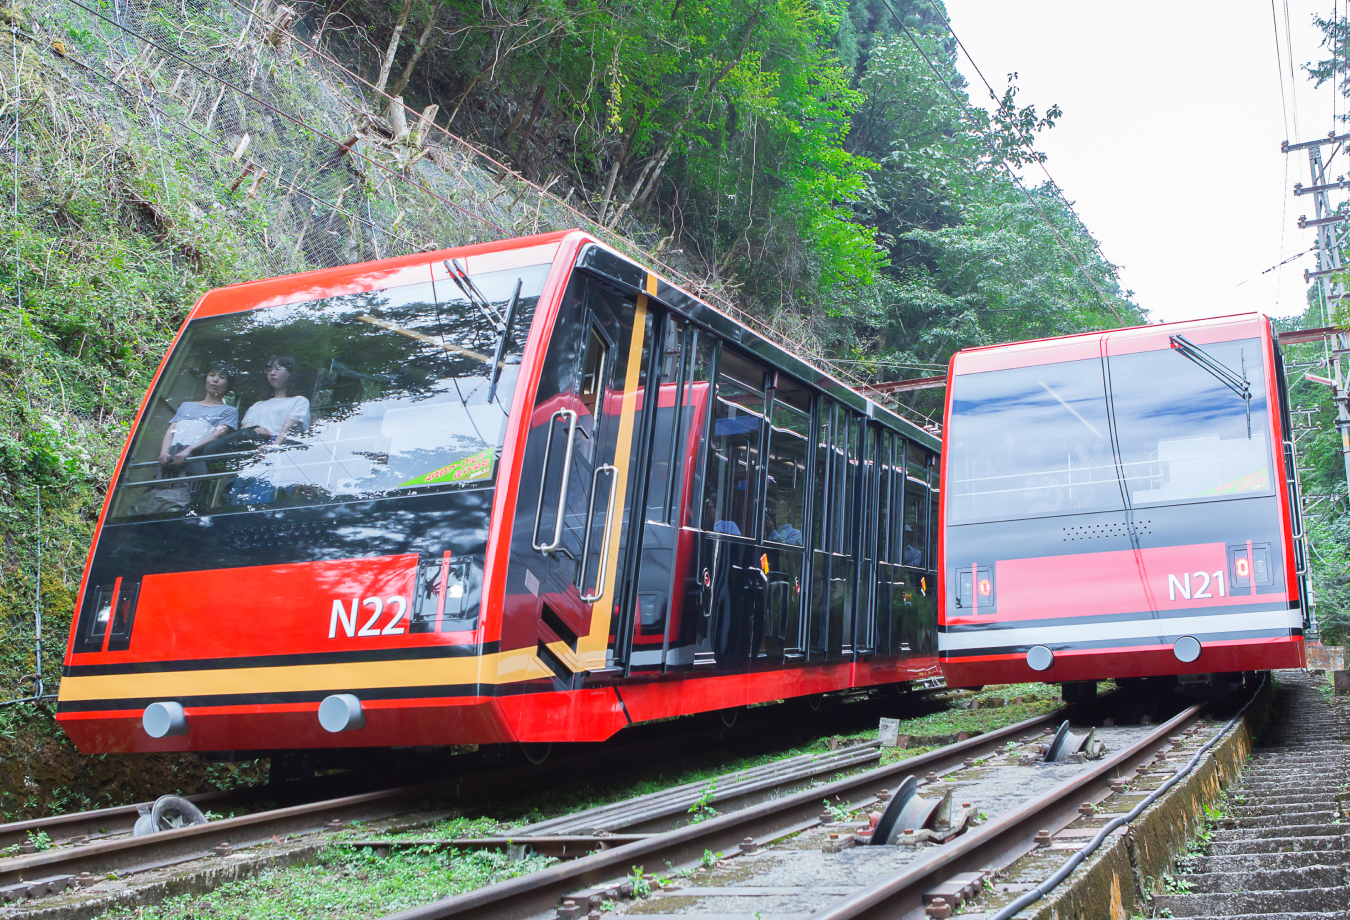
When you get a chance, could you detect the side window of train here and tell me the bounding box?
[890,437,907,559]
[876,430,892,562]
[701,347,769,539]
[645,317,691,523]
[579,324,609,424]
[902,444,929,569]
[763,379,810,546]
[683,332,717,528]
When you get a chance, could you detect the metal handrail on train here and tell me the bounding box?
[532,408,580,554]
[579,464,618,603]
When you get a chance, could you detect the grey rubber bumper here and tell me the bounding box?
[318,693,366,733]
[143,701,188,738]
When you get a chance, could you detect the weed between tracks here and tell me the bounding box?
[99,818,557,920]
[88,684,1064,919]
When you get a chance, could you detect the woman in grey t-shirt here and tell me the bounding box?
[160,362,239,472]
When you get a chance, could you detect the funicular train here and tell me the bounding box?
[939,314,1310,695]
[57,230,944,753]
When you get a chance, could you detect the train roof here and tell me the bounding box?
[950,312,1272,377]
[186,230,941,452]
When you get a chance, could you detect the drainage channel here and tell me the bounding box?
[1150,670,1349,920]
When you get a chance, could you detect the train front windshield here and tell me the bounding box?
[110,264,549,521]
[947,338,1274,524]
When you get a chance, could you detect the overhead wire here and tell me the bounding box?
[1272,0,1292,141]
[1285,0,1302,137]
[920,0,1123,296]
[876,0,1124,323]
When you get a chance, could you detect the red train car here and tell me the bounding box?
[57,230,943,753]
[939,314,1310,691]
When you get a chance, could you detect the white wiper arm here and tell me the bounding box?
[1169,334,1252,437]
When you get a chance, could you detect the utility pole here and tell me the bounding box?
[1288,132,1350,496]
[1281,130,1350,642]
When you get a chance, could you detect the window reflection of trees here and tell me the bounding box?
[114,266,545,521]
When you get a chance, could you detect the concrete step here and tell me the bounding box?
[1211,822,1345,841]
[1238,772,1347,785]
[1182,865,1349,894]
[1230,793,1341,807]
[1208,834,1347,856]
[1197,851,1343,873]
[1223,809,1338,826]
[1152,886,1350,916]
[1158,914,1348,920]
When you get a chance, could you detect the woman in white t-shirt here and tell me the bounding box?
[242,356,311,444]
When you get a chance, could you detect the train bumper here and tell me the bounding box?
[54,687,632,753]
[941,635,1306,687]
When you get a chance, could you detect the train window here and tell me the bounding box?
[579,326,609,419]
[812,400,834,550]
[764,390,809,546]
[945,357,1121,525]
[108,263,551,521]
[901,488,928,569]
[701,349,767,538]
[906,444,930,483]
[877,431,892,562]
[647,318,688,522]
[890,439,907,558]
[828,410,858,555]
[1108,338,1274,506]
[684,332,718,528]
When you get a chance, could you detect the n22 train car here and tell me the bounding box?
[57,230,943,753]
[939,314,1310,695]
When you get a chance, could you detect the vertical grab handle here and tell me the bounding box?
[1283,440,1309,575]
[579,464,618,603]
[532,409,579,554]
[1283,440,1305,540]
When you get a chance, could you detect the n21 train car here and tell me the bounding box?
[939,313,1310,693]
[57,230,943,753]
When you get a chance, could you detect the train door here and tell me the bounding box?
[856,423,883,656]
[617,316,706,672]
[808,401,860,660]
[763,379,811,659]
[528,276,649,673]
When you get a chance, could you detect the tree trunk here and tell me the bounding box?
[388,2,441,100]
[373,0,415,96]
[597,156,622,224]
[514,85,547,163]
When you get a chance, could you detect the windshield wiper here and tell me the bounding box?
[1169,334,1252,437]
[444,258,505,332]
[486,278,524,405]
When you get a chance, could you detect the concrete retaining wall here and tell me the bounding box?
[1025,681,1273,920]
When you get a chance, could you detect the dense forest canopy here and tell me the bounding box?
[330,0,1142,415]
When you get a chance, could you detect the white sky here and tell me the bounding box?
[942,1,1343,325]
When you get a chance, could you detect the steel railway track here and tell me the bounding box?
[370,696,1217,920]
[0,688,954,905]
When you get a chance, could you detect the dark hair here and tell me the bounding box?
[204,361,235,395]
[262,355,299,398]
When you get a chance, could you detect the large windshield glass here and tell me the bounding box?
[1109,337,1273,505]
[946,357,1121,525]
[109,263,550,522]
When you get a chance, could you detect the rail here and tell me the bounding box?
[380,709,1065,920]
